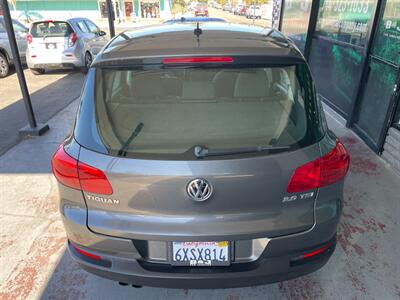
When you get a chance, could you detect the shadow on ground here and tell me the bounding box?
[39,248,337,300]
[0,70,84,156]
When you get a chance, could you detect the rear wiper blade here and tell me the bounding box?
[194,145,290,158]
[118,122,144,156]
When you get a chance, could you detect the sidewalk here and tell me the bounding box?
[0,99,399,299]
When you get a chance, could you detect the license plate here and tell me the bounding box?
[46,43,57,50]
[170,241,230,266]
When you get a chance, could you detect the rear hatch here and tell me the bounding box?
[29,21,74,59]
[76,59,325,241]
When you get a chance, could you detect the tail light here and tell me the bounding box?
[26,34,33,44]
[301,243,333,259]
[287,139,349,193]
[290,242,333,266]
[51,145,113,195]
[70,244,101,261]
[68,32,78,47]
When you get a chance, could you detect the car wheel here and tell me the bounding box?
[30,68,45,75]
[82,52,92,73]
[0,52,10,78]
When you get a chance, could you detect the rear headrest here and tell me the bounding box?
[213,71,238,98]
[131,73,164,97]
[234,70,270,98]
[182,82,214,100]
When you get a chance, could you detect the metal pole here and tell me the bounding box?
[303,0,320,62]
[106,0,116,38]
[252,0,255,26]
[278,0,285,31]
[1,0,36,128]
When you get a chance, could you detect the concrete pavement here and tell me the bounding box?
[0,94,399,299]
[0,69,84,156]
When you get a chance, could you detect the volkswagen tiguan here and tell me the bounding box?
[51,22,350,288]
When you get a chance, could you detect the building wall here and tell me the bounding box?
[15,0,98,10]
[11,0,100,19]
[9,0,171,20]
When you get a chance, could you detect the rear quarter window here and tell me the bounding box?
[76,21,89,33]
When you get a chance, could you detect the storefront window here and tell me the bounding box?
[315,0,375,47]
[309,40,364,116]
[372,0,400,130]
[281,0,313,52]
[372,0,400,65]
[353,61,398,143]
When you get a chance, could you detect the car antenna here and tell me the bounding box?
[194,22,202,46]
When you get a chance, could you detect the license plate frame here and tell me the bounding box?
[45,43,57,50]
[169,241,231,267]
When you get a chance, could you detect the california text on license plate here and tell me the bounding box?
[170,241,230,266]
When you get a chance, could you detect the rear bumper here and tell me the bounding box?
[59,172,342,288]
[28,63,78,69]
[26,49,83,69]
[69,237,336,289]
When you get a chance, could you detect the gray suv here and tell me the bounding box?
[51,23,350,288]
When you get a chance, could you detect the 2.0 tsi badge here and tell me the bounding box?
[187,178,213,202]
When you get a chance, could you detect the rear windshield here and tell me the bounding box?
[94,64,323,157]
[31,21,72,37]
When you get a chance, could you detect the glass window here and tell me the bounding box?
[371,0,400,65]
[94,65,322,157]
[282,0,313,52]
[309,39,364,116]
[76,21,89,33]
[315,0,376,47]
[84,20,99,34]
[353,61,398,143]
[31,21,73,37]
[12,20,27,33]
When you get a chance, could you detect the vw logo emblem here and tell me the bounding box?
[187,178,213,202]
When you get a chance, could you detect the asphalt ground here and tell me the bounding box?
[0,68,84,156]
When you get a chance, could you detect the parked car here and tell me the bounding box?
[246,5,262,19]
[0,16,28,78]
[194,4,209,17]
[164,17,225,24]
[238,5,248,16]
[223,4,232,11]
[233,4,243,15]
[52,22,349,288]
[26,18,108,75]
[188,2,199,11]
